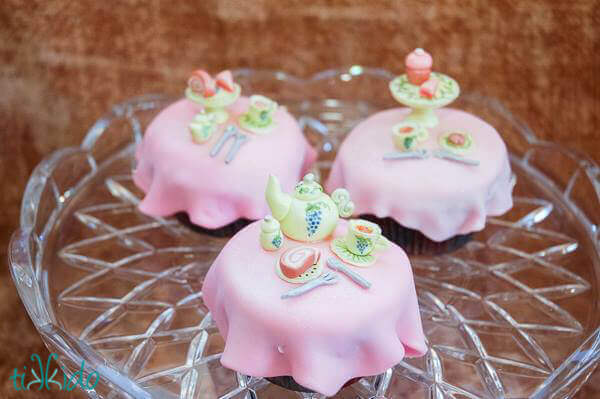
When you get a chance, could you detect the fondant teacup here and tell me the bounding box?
[188,112,218,143]
[248,95,278,125]
[392,121,428,151]
[345,219,389,256]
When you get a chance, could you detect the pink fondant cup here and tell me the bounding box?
[202,220,426,396]
[133,97,317,232]
[326,108,514,252]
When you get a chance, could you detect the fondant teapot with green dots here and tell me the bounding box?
[266,173,355,242]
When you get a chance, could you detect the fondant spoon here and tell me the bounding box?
[433,149,479,166]
[210,125,236,157]
[382,149,429,161]
[224,133,248,164]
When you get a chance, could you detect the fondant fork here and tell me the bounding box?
[281,272,339,299]
[326,257,371,289]
[210,125,249,164]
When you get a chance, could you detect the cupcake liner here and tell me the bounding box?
[266,376,360,393]
[174,212,253,238]
[359,214,472,255]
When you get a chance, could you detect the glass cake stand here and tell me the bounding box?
[8,68,600,399]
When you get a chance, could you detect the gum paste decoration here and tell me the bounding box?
[262,173,390,299]
[184,69,280,164]
[439,131,474,154]
[186,69,240,126]
[389,48,460,128]
[239,95,279,135]
[383,49,479,166]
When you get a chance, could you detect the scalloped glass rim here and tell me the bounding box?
[8,67,600,399]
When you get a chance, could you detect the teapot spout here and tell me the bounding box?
[266,174,292,221]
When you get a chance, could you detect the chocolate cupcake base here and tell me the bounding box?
[174,212,253,238]
[266,376,361,393]
[359,214,472,255]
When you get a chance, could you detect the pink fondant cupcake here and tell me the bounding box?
[326,49,515,255]
[133,70,317,237]
[202,174,426,395]
[405,48,433,85]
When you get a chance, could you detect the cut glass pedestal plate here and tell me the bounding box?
[9,68,600,399]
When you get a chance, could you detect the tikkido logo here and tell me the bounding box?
[10,353,99,392]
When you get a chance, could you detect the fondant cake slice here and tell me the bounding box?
[279,246,321,279]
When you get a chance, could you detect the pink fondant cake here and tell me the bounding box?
[327,108,513,240]
[202,174,426,396]
[133,70,317,235]
[326,49,514,254]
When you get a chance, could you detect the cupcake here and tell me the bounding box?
[133,69,317,237]
[326,49,515,255]
[405,48,433,85]
[202,173,426,396]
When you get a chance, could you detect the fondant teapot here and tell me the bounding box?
[266,173,354,242]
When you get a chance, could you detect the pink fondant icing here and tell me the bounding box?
[133,97,317,228]
[405,48,433,70]
[405,49,433,85]
[326,108,514,242]
[202,220,426,396]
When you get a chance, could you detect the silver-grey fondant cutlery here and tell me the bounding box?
[281,272,339,299]
[210,125,249,164]
[432,148,480,166]
[326,257,371,289]
[383,147,479,166]
[382,149,429,161]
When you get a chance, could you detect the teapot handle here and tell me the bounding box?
[331,188,355,218]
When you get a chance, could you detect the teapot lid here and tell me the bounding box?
[294,173,323,200]
[261,215,280,233]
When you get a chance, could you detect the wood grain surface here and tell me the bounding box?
[1,1,599,397]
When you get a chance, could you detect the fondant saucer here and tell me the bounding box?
[330,238,376,267]
[276,257,324,284]
[239,114,276,135]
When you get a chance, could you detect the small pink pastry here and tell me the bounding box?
[188,70,216,97]
[405,48,433,85]
[419,77,439,99]
[279,246,320,279]
[448,132,466,146]
[215,70,235,92]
